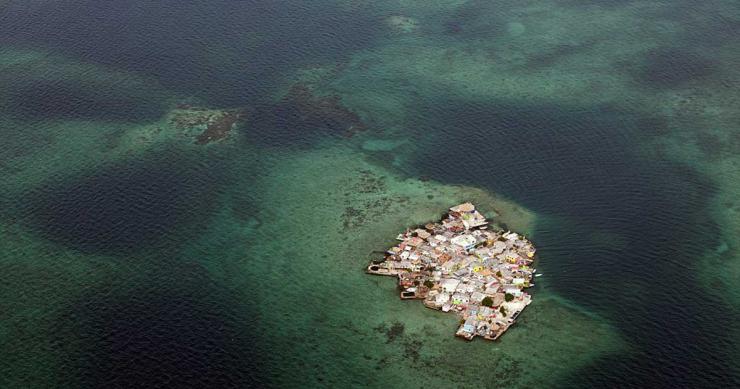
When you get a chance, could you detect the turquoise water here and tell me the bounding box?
[1,0,740,387]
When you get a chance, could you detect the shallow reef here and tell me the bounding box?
[245,83,367,146]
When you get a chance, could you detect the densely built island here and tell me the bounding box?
[367,203,537,341]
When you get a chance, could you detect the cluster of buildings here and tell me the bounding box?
[367,203,537,341]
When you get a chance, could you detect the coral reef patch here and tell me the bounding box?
[247,83,367,146]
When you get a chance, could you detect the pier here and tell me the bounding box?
[367,203,537,341]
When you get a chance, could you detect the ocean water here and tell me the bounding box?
[1,0,740,388]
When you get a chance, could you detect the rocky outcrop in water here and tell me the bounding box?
[170,105,245,145]
[247,83,367,146]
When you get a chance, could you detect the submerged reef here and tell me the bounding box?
[195,110,245,145]
[247,83,367,146]
[386,15,419,33]
[630,48,718,90]
[280,84,366,136]
[169,105,245,145]
[247,144,621,387]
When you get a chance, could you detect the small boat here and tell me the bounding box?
[401,291,417,299]
[535,274,543,277]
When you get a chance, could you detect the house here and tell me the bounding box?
[491,293,505,307]
[492,241,507,254]
[406,236,424,247]
[462,317,477,333]
[450,203,476,213]
[445,219,466,232]
[454,267,470,278]
[503,286,522,297]
[462,211,488,229]
[503,232,519,241]
[415,229,432,239]
[438,253,452,264]
[440,278,460,293]
[440,260,457,273]
[451,293,470,305]
[471,291,486,303]
[485,283,501,294]
[435,293,451,305]
[478,306,493,317]
[451,234,477,249]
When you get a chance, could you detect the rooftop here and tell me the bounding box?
[367,203,537,341]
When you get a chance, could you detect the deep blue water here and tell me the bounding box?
[406,98,735,387]
[0,0,378,108]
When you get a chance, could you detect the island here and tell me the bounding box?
[367,203,537,341]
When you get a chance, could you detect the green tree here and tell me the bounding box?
[481,296,494,307]
[423,280,434,288]
[499,306,507,317]
[504,293,514,302]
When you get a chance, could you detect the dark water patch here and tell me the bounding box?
[374,321,405,343]
[694,130,726,162]
[52,261,266,388]
[443,20,464,35]
[436,0,506,39]
[538,205,736,388]
[564,304,740,389]
[244,83,367,147]
[405,99,658,224]
[404,96,732,386]
[655,2,740,49]
[19,150,226,256]
[3,77,166,122]
[636,114,672,136]
[627,48,717,90]
[103,127,129,150]
[228,191,261,225]
[689,120,740,162]
[700,16,740,48]
[0,0,381,106]
[0,117,56,161]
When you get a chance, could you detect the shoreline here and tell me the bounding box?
[368,203,537,341]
